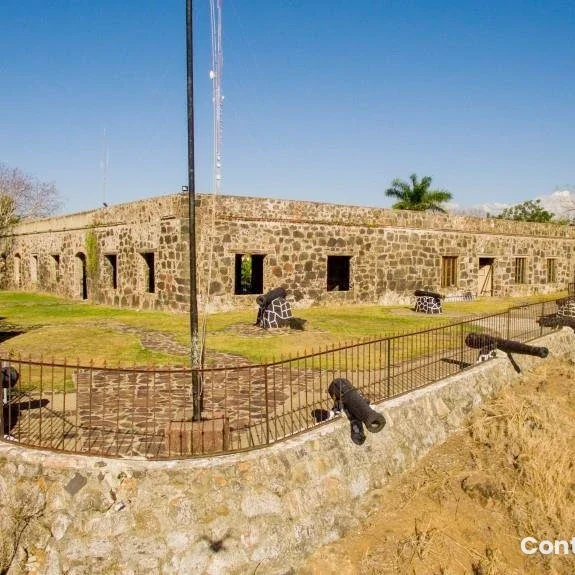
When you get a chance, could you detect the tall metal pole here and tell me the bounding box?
[186,0,202,420]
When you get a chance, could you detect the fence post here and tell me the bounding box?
[386,338,392,398]
[506,308,511,340]
[459,323,465,370]
[263,364,270,445]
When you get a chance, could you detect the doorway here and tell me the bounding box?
[478,258,494,296]
[75,253,88,300]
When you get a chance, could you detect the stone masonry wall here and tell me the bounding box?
[204,195,575,308]
[1,193,574,311]
[0,329,572,574]
[0,195,191,312]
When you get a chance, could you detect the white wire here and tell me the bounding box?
[199,0,223,360]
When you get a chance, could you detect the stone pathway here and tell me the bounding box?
[93,321,252,368]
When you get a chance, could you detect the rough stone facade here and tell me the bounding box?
[1,193,573,311]
[0,329,571,574]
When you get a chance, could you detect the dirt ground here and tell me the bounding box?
[300,359,575,575]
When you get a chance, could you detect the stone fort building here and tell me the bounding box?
[0,192,572,312]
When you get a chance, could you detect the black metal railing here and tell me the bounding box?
[0,299,561,459]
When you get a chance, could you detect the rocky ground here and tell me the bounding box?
[301,359,575,575]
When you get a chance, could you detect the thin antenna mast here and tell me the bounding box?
[100,128,109,206]
[197,0,223,359]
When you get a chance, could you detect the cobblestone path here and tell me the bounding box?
[97,322,252,368]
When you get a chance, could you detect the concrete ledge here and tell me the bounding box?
[1,329,573,574]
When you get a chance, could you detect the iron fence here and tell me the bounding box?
[0,299,562,459]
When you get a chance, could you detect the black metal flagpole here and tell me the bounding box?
[186,0,202,421]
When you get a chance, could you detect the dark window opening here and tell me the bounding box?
[479,257,494,267]
[105,254,118,289]
[52,255,60,282]
[31,255,38,284]
[76,253,88,300]
[142,252,155,293]
[327,255,351,291]
[14,254,21,287]
[234,254,264,295]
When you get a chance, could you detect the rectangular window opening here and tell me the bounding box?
[105,254,118,289]
[30,255,38,284]
[327,255,351,292]
[234,254,265,295]
[14,255,21,287]
[441,256,458,288]
[547,258,557,283]
[514,257,526,284]
[141,252,155,293]
[52,254,60,282]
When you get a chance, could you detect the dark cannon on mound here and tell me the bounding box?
[2,365,19,439]
[2,365,19,405]
[465,332,548,371]
[328,378,386,444]
[538,314,575,331]
[414,290,443,315]
[255,287,305,330]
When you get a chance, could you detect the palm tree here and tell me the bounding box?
[385,173,452,213]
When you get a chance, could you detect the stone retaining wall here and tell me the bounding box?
[1,329,572,574]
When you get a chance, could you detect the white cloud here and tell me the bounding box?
[452,189,575,218]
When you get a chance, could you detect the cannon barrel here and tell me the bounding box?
[538,314,575,331]
[414,289,443,300]
[328,378,386,433]
[256,287,287,308]
[465,332,548,358]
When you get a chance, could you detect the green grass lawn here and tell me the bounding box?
[0,290,565,366]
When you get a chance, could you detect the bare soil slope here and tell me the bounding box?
[301,360,575,575]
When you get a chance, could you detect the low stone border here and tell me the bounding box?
[1,329,572,574]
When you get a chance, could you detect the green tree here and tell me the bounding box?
[497,199,554,223]
[385,173,453,213]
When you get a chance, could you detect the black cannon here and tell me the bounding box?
[256,287,287,309]
[328,378,386,434]
[414,289,443,300]
[255,287,306,330]
[538,314,575,331]
[255,287,291,329]
[555,296,575,308]
[2,366,18,405]
[465,332,549,358]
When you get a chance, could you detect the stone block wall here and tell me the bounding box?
[0,329,572,574]
[205,195,575,308]
[1,192,573,311]
[0,194,191,312]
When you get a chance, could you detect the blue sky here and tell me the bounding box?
[1,0,574,215]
